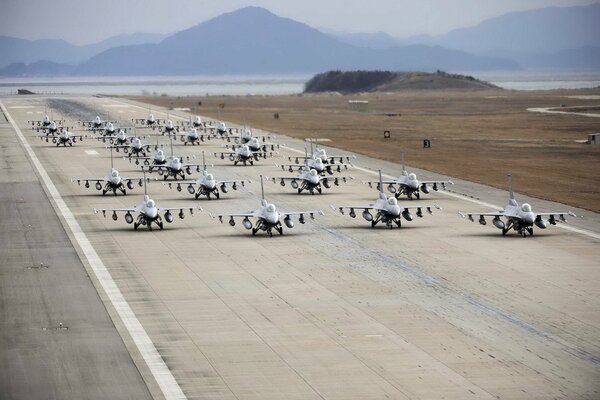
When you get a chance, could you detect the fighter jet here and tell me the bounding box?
[278,155,351,176]
[210,176,323,236]
[364,153,453,199]
[214,144,272,166]
[77,115,117,130]
[288,139,355,173]
[164,151,251,199]
[72,149,152,196]
[39,127,85,147]
[146,139,203,180]
[28,108,64,130]
[331,170,440,229]
[228,127,274,145]
[132,108,164,128]
[179,128,201,145]
[226,136,279,153]
[93,169,199,231]
[158,115,181,136]
[95,129,135,146]
[267,150,353,194]
[459,174,576,237]
[34,120,61,136]
[111,136,151,157]
[92,121,129,137]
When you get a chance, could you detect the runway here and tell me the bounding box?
[2,95,599,399]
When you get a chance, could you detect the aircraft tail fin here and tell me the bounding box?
[401,151,406,174]
[378,169,383,194]
[508,174,515,200]
[142,167,147,196]
[260,174,265,200]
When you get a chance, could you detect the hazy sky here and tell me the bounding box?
[2,0,598,45]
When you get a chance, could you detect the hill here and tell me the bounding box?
[0,60,75,76]
[304,70,498,93]
[75,7,517,75]
[0,32,167,68]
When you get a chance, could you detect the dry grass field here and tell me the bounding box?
[125,89,600,212]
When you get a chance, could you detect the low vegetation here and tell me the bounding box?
[304,70,499,93]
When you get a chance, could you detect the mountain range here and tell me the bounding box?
[1,4,598,77]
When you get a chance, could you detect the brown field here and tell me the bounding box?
[125,89,600,212]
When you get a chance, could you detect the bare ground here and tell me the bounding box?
[124,88,600,212]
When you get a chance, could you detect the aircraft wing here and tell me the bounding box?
[276,163,305,172]
[326,155,356,164]
[280,210,324,218]
[210,211,257,223]
[320,176,353,184]
[535,211,576,223]
[458,211,505,222]
[419,179,454,190]
[157,206,201,214]
[94,206,137,215]
[333,204,440,214]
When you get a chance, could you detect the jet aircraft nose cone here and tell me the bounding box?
[266,213,279,224]
[523,213,535,224]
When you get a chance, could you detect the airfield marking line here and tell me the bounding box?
[109,97,600,240]
[0,101,187,400]
[527,107,600,118]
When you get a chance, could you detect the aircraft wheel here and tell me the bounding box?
[215,191,220,199]
[502,228,507,236]
[415,192,420,199]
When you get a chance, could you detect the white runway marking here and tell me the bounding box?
[1,101,187,400]
[85,150,100,156]
[8,105,35,109]
[111,97,600,241]
[527,107,600,118]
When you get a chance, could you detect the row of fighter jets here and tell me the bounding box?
[29,110,576,237]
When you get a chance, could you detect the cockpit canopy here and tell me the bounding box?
[146,199,155,208]
[388,197,398,206]
[408,173,417,180]
[111,169,119,177]
[172,157,180,164]
[266,204,276,213]
[157,149,164,155]
[206,173,214,181]
[521,203,532,212]
[241,145,249,152]
[309,169,317,176]
[317,149,326,157]
[314,157,323,164]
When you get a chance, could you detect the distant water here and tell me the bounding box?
[0,75,310,96]
[0,72,598,96]
[474,72,600,91]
